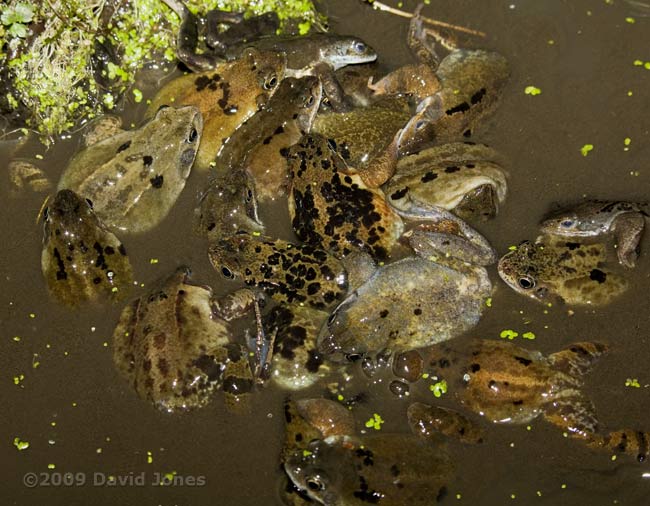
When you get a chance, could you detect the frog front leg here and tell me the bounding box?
[205,9,279,54]
[612,212,645,268]
[312,62,354,112]
[161,0,221,71]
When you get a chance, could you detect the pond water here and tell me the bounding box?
[3,0,650,504]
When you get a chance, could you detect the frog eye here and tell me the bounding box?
[187,127,198,143]
[415,119,427,131]
[560,219,574,228]
[245,188,254,202]
[42,206,49,220]
[221,267,235,279]
[263,74,278,91]
[517,275,536,290]
[85,198,94,209]
[353,41,366,54]
[305,474,326,492]
[303,94,315,108]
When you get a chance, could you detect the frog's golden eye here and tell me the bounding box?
[263,74,278,91]
[305,475,326,492]
[517,275,535,290]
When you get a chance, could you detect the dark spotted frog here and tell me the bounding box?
[41,189,133,306]
[540,200,648,268]
[497,237,629,305]
[112,266,259,413]
[58,105,202,233]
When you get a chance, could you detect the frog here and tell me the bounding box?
[41,189,133,306]
[263,304,337,391]
[209,233,349,310]
[161,0,376,110]
[384,141,508,222]
[147,48,285,170]
[112,266,262,413]
[285,133,405,261]
[195,168,264,241]
[318,214,494,358]
[283,433,453,506]
[369,5,509,153]
[539,200,649,268]
[497,237,629,305]
[217,76,323,202]
[9,159,52,195]
[407,402,485,445]
[417,338,650,461]
[57,105,202,234]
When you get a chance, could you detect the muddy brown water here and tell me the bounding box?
[2,0,650,504]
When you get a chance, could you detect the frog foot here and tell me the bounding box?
[587,429,650,463]
[408,402,485,444]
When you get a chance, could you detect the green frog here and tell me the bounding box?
[286,133,405,260]
[283,433,453,506]
[161,0,376,110]
[540,200,648,268]
[195,168,264,241]
[417,338,650,461]
[209,233,348,310]
[384,141,508,222]
[58,105,202,233]
[41,189,133,306]
[318,215,494,358]
[112,266,260,413]
[147,48,285,170]
[218,76,323,202]
[497,237,629,305]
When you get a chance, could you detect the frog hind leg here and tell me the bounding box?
[587,429,650,463]
[543,395,600,439]
[548,342,608,378]
[612,212,645,268]
[206,10,279,53]
[407,4,439,69]
[454,183,498,222]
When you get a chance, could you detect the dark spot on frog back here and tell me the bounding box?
[589,269,607,283]
[117,140,131,153]
[150,175,164,188]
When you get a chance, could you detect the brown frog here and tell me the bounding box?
[147,48,286,170]
[41,189,133,306]
[112,266,260,413]
[415,338,650,461]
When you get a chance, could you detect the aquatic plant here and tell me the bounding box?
[0,0,325,144]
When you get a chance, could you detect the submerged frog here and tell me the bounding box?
[41,189,133,306]
[209,233,348,310]
[418,338,650,461]
[385,141,508,221]
[498,237,628,305]
[284,433,453,506]
[264,304,336,391]
[58,105,202,233]
[195,168,264,241]
[147,48,285,170]
[540,200,648,268]
[319,215,494,357]
[112,266,259,413]
[218,76,323,201]
[286,133,404,260]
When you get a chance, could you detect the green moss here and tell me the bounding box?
[1,0,325,144]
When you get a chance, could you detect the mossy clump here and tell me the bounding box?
[0,0,325,144]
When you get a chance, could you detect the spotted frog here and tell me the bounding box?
[540,200,648,268]
[41,189,133,306]
[318,215,494,358]
[58,105,202,233]
[209,233,348,310]
[147,48,285,170]
[286,133,404,260]
[498,237,629,305]
[112,266,259,413]
[384,141,508,222]
[417,338,650,461]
